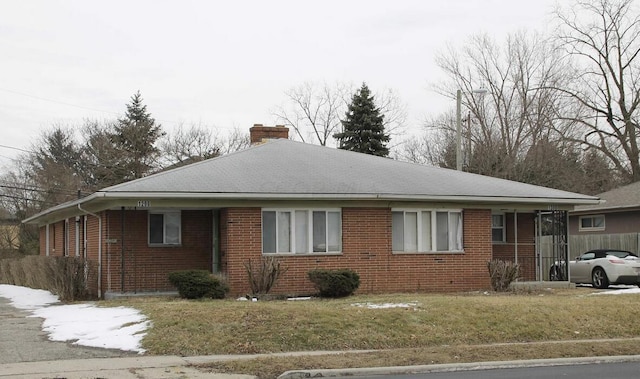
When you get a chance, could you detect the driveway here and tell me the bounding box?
[0,296,134,364]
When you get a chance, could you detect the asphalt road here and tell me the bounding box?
[0,296,134,364]
[340,361,640,379]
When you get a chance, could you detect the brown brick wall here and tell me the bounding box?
[49,221,65,257]
[223,207,493,296]
[100,209,213,294]
[40,206,512,297]
[249,124,289,144]
[492,212,536,280]
[39,226,46,256]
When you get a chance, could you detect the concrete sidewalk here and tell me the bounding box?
[0,355,253,379]
[0,350,372,379]
[3,353,640,379]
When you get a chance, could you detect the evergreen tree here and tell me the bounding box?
[334,83,390,157]
[111,91,164,180]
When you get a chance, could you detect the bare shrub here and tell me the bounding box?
[0,258,15,283]
[244,256,288,295]
[487,259,520,292]
[8,259,27,285]
[0,256,93,301]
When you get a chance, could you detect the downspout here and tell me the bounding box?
[45,224,50,256]
[513,210,518,266]
[75,216,80,257]
[78,204,102,299]
[565,211,570,282]
[121,207,125,294]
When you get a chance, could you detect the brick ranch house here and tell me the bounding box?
[23,125,599,298]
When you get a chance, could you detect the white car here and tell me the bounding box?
[566,249,640,289]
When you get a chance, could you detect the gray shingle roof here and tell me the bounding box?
[24,139,600,224]
[572,180,640,213]
[102,139,595,202]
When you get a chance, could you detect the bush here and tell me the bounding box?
[308,269,360,298]
[244,256,288,295]
[487,259,520,292]
[0,255,93,301]
[168,270,229,299]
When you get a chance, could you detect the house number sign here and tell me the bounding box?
[137,200,151,208]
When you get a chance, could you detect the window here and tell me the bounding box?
[149,211,181,245]
[262,209,341,254]
[491,213,505,243]
[392,209,462,252]
[579,215,605,231]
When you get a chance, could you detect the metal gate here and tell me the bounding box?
[536,210,568,281]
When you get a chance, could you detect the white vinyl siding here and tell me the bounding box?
[579,215,605,231]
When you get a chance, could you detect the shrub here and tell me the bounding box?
[308,269,360,298]
[487,259,520,292]
[168,270,229,299]
[244,256,288,295]
[0,256,93,301]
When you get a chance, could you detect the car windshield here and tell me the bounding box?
[607,251,637,259]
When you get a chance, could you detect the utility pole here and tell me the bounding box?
[456,89,462,171]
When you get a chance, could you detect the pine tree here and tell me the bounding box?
[334,83,389,157]
[111,91,164,180]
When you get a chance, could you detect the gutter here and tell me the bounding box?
[77,204,102,299]
[94,191,602,205]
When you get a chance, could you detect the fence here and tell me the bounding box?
[533,233,640,281]
[540,233,640,259]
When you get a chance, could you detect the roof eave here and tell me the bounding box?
[23,191,599,225]
[98,191,599,203]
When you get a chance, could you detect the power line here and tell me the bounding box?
[0,144,31,153]
[0,182,81,196]
[0,87,122,117]
[0,87,245,130]
[0,193,56,205]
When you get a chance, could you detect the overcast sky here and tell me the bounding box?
[0,0,560,167]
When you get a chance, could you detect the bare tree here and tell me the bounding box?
[160,123,221,168]
[431,31,582,182]
[81,120,123,190]
[0,160,45,253]
[553,0,640,183]
[273,81,407,147]
[398,112,454,165]
[160,124,251,168]
[215,127,250,155]
[272,82,349,146]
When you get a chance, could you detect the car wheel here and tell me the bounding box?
[592,267,609,289]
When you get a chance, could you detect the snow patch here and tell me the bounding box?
[0,285,148,353]
[351,301,419,309]
[591,287,640,296]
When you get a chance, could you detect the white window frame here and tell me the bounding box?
[491,213,506,243]
[578,215,605,231]
[262,208,342,254]
[148,210,182,246]
[392,209,463,253]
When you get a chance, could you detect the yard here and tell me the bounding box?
[108,287,640,378]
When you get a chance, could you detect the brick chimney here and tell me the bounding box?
[250,124,289,145]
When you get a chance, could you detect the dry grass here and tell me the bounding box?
[106,287,640,378]
[199,339,640,379]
